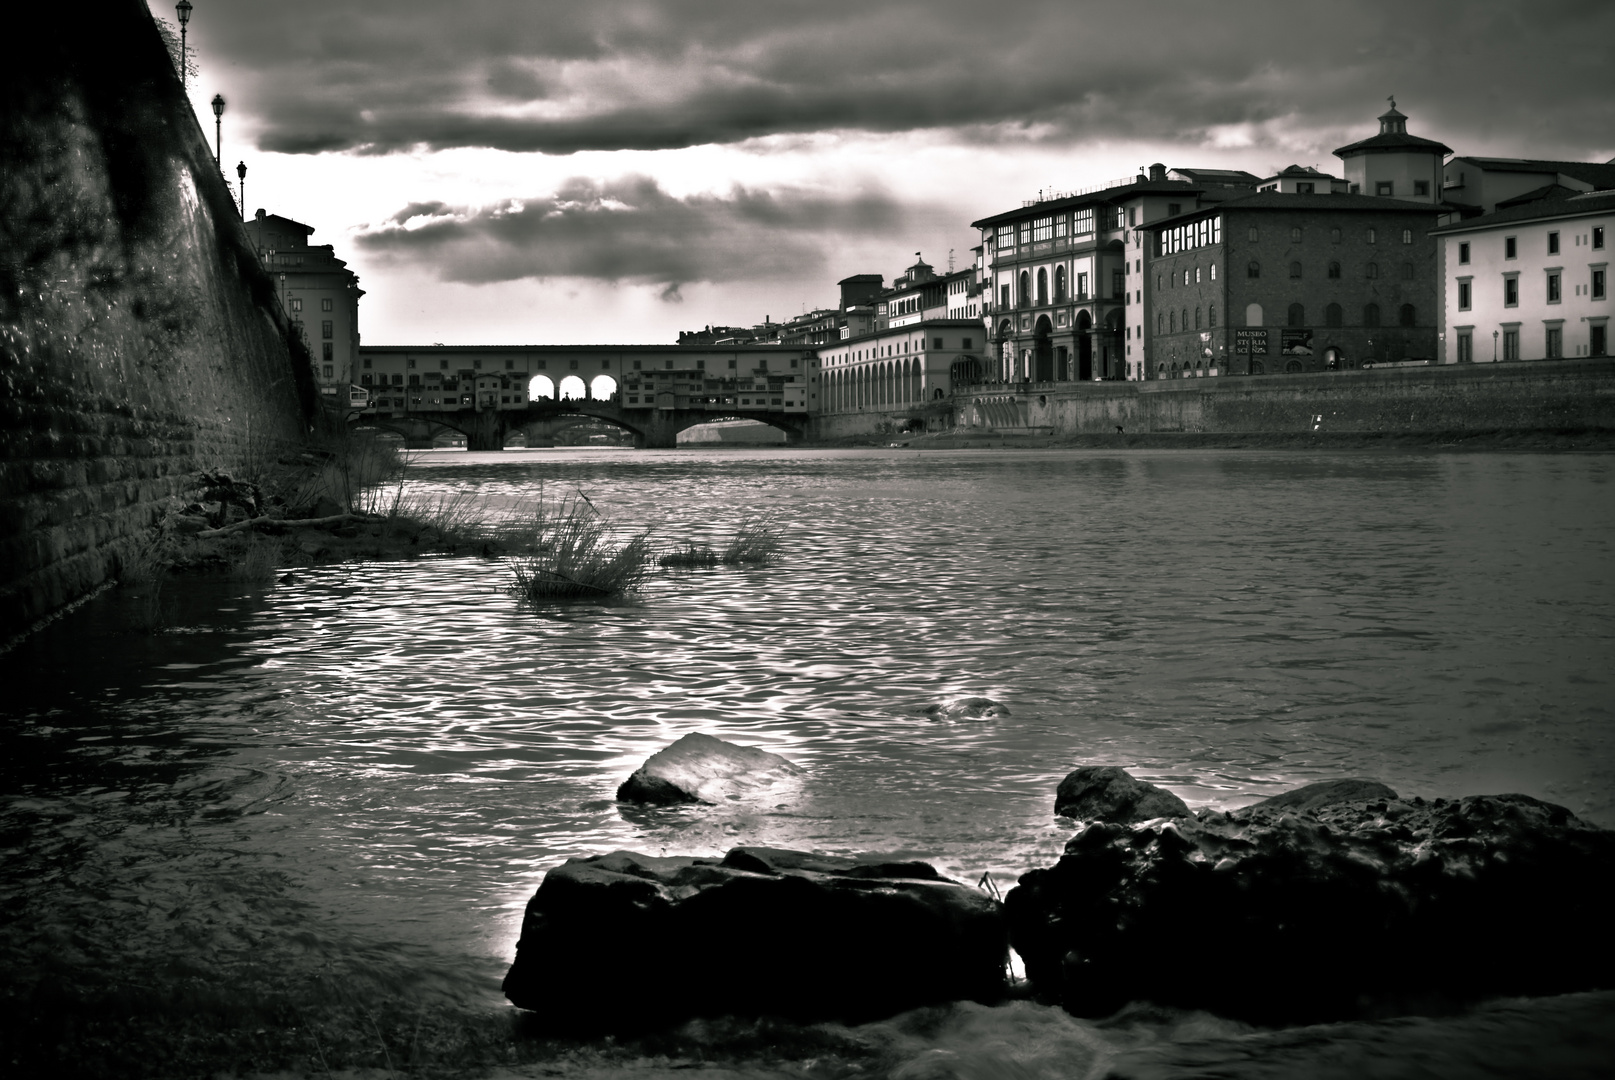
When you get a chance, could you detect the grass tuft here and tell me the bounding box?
[720,515,784,566]
[658,542,721,569]
[507,494,653,600]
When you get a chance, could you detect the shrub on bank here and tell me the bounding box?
[507,495,653,600]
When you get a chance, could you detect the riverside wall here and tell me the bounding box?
[0,0,315,635]
[954,359,1615,437]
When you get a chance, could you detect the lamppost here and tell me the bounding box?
[211,95,225,166]
[1493,329,1499,362]
[235,161,246,219]
[175,0,192,89]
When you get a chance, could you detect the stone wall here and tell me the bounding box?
[0,0,315,635]
[956,359,1615,437]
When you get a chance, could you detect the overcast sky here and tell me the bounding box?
[161,0,1615,345]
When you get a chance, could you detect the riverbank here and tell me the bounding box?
[829,427,1615,452]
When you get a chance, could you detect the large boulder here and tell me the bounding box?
[1248,777,1398,813]
[1008,791,1615,1024]
[1054,766,1189,824]
[617,732,802,805]
[502,846,1007,1029]
[923,697,1010,721]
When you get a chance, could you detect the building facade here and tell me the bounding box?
[1431,191,1612,363]
[1333,103,1451,203]
[243,210,363,404]
[816,320,984,422]
[1145,194,1443,376]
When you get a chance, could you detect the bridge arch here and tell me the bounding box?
[529,374,555,400]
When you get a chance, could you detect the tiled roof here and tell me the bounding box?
[1430,189,1615,234]
[1333,130,1454,157]
[1145,191,1444,229]
[971,179,1199,228]
[1454,157,1615,189]
[1495,183,1584,209]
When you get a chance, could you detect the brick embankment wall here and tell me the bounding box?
[955,359,1615,437]
[0,0,315,635]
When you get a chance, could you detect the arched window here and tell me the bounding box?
[1245,303,1263,327]
[1330,227,1342,242]
[1290,227,1302,242]
[1251,360,1266,374]
[1208,304,1217,327]
[1364,303,1381,327]
[1402,262,1415,280]
[1169,311,1176,333]
[1366,262,1380,279]
[1285,359,1304,373]
[1157,313,1164,334]
[1037,268,1048,306]
[1194,307,1202,329]
[1019,270,1030,306]
[1288,303,1305,327]
[1327,261,1341,279]
[1399,304,1416,327]
[1210,263,1217,280]
[1325,302,1343,327]
[1054,266,1067,302]
[1247,260,1260,278]
[1289,261,1303,278]
[1402,229,1413,244]
[1181,309,1188,332]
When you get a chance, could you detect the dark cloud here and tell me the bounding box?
[354,175,913,287]
[195,0,1615,159]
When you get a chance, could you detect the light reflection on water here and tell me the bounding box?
[2,448,1613,1016]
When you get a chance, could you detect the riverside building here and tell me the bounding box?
[1431,191,1613,363]
[243,210,363,405]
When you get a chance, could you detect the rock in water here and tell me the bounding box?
[502,846,1007,1028]
[1007,792,1615,1024]
[924,697,1010,720]
[1054,766,1190,823]
[1249,777,1399,812]
[616,732,802,805]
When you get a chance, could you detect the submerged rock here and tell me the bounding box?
[616,732,803,805]
[1248,777,1398,813]
[924,697,1010,721]
[1008,791,1615,1024]
[1054,766,1189,824]
[502,846,1007,1028]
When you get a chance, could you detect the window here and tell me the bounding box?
[321,298,333,312]
[1595,227,1605,250]
[1168,203,1181,216]
[1399,304,1416,327]
[1376,181,1393,196]
[1054,215,1068,238]
[1194,307,1202,329]
[1459,242,1470,264]
[1001,284,1010,309]
[1595,269,1607,299]
[1364,303,1381,327]
[1505,236,1517,259]
[1287,303,1305,327]
[1503,328,1519,360]
[1019,271,1030,306]
[1402,229,1413,244]
[322,365,332,378]
[361,373,373,385]
[1415,180,1430,196]
[1367,228,1377,244]
[1548,232,1560,255]
[321,320,333,339]
[1210,263,1217,280]
[1033,216,1054,242]
[963,337,973,349]
[1054,266,1067,302]
[1325,260,1340,279]
[1184,269,1191,286]
[1402,262,1415,280]
[1113,271,1125,298]
[1248,260,1260,278]
[362,357,372,369]
[1018,221,1032,245]
[1037,268,1048,305]
[290,298,303,312]
[1248,226,1259,241]
[1158,314,1165,334]
[1366,262,1379,279]
[1195,266,1201,284]
[1457,331,1473,363]
[1208,304,1217,327]
[1077,272,1089,298]
[1593,324,1608,356]
[1546,327,1562,358]
[392,374,403,385]
[1331,227,1342,243]
[1169,311,1176,332]
[1548,272,1561,303]
[321,342,333,361]
[1297,182,1315,194]
[1291,227,1302,242]
[1504,276,1519,306]
[1326,303,1343,327]
[997,226,1015,250]
[1289,261,1303,278]
[1459,281,1472,310]
[1074,208,1095,234]
[407,357,415,369]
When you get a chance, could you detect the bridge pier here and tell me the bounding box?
[464,410,505,452]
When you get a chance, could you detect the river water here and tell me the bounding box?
[3,447,1613,1075]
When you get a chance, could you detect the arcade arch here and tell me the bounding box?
[590,374,618,400]
[529,374,555,400]
[558,375,587,400]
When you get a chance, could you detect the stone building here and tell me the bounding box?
[972,168,1213,385]
[816,320,984,425]
[242,210,363,404]
[1431,190,1612,363]
[1145,193,1443,376]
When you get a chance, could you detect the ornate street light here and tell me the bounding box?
[235,161,247,219]
[211,94,225,166]
[175,1,193,88]
[1493,329,1499,362]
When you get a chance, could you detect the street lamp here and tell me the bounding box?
[1493,329,1499,362]
[235,161,246,219]
[211,94,225,166]
[175,1,192,88]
